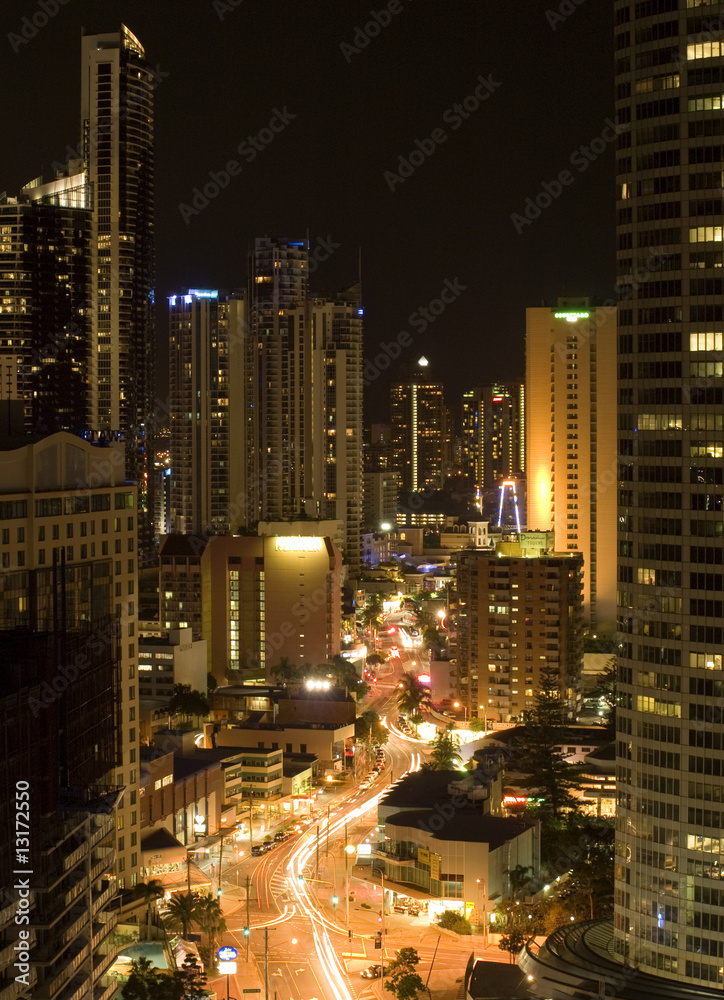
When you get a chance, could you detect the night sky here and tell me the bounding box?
[0,0,613,422]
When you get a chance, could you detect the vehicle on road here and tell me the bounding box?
[274,831,291,842]
[361,965,382,979]
[251,844,265,856]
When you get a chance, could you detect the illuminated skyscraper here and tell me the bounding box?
[168,289,246,534]
[80,25,156,550]
[526,300,617,632]
[244,238,363,568]
[461,382,525,491]
[246,237,309,525]
[0,192,90,432]
[391,358,445,494]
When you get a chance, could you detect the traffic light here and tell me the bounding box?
[216,888,222,898]
[332,894,338,907]
[374,931,382,949]
[297,874,304,884]
[243,926,250,938]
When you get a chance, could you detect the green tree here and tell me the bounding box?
[545,817,615,919]
[123,957,159,1000]
[167,684,211,728]
[437,909,472,935]
[384,973,426,1000]
[508,666,583,820]
[194,893,227,969]
[270,656,300,687]
[366,652,386,667]
[134,879,166,941]
[385,947,421,976]
[467,717,487,734]
[355,710,389,747]
[591,656,617,739]
[396,672,431,727]
[163,891,199,940]
[359,593,385,635]
[175,954,208,1000]
[422,728,462,770]
[384,950,425,1000]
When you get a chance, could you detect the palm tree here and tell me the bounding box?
[195,893,227,966]
[422,728,463,770]
[134,879,166,940]
[396,672,431,731]
[270,656,300,688]
[163,890,199,940]
[359,593,385,637]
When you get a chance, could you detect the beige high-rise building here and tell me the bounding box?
[202,534,342,685]
[456,545,583,723]
[526,299,617,632]
[0,431,140,887]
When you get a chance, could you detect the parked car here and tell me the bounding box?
[262,841,275,852]
[360,966,382,979]
[274,831,291,842]
[251,844,265,856]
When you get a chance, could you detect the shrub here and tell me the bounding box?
[438,910,472,935]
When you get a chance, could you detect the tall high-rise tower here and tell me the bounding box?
[613,4,724,986]
[81,25,155,549]
[391,358,445,494]
[461,381,525,495]
[246,237,309,525]
[526,300,617,632]
[168,289,246,534]
[243,237,363,569]
[0,190,91,432]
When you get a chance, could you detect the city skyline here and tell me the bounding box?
[0,1,614,414]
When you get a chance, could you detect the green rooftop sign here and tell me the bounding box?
[554,311,590,321]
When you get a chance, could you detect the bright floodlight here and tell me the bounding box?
[418,356,429,367]
[437,609,445,618]
[380,522,391,531]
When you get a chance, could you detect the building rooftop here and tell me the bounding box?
[283,761,312,777]
[380,769,473,809]
[159,534,206,557]
[141,828,184,853]
[384,809,533,850]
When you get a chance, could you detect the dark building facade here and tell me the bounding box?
[0,196,90,434]
[0,621,121,1000]
[614,0,724,986]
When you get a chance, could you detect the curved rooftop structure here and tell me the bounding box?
[519,920,724,1000]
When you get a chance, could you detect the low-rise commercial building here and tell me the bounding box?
[214,721,354,772]
[373,769,537,930]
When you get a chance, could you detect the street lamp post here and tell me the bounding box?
[477,704,488,732]
[476,878,488,947]
[345,830,356,936]
[453,701,468,722]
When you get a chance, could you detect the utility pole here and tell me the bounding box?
[316,824,320,878]
[345,822,350,933]
[187,852,191,892]
[246,875,251,961]
[326,804,330,858]
[425,934,441,988]
[218,834,224,891]
[380,871,385,979]
[264,927,269,1000]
